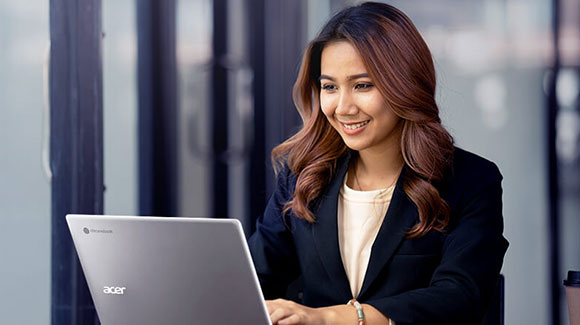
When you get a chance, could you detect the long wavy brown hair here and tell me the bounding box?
[272,2,454,238]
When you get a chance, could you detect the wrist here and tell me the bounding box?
[347,299,365,325]
[317,306,338,325]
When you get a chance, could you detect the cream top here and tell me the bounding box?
[337,173,394,298]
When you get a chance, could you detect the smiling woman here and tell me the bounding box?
[248,2,508,324]
[274,1,454,238]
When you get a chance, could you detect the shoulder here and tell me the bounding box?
[439,147,503,208]
[273,161,298,197]
[448,147,502,187]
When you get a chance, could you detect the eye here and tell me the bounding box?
[321,84,337,92]
[355,83,373,90]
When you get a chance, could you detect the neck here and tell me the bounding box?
[351,145,404,191]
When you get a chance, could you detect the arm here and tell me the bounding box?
[267,299,390,325]
[365,179,508,324]
[248,167,300,299]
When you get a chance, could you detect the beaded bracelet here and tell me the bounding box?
[347,299,365,325]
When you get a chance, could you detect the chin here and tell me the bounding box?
[341,140,369,152]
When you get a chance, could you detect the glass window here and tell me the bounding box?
[103,0,138,215]
[0,1,51,323]
[176,0,213,218]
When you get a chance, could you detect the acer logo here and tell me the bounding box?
[103,286,126,295]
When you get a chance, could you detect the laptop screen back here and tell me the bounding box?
[66,214,271,325]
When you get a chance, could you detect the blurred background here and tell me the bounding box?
[0,0,579,324]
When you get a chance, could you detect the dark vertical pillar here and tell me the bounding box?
[50,0,103,324]
[262,0,308,294]
[212,0,229,218]
[548,0,561,324]
[248,0,266,233]
[137,0,178,217]
[263,0,307,196]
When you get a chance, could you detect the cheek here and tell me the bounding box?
[365,96,397,123]
[319,94,335,118]
[358,93,384,113]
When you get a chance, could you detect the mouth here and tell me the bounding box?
[342,120,370,130]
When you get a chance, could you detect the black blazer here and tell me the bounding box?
[248,148,509,324]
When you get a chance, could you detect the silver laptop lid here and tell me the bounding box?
[66,214,271,325]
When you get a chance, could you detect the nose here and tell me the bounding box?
[335,89,358,116]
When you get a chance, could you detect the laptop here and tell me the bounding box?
[66,214,271,325]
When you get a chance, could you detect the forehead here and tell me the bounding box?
[320,41,367,75]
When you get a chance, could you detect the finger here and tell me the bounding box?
[266,299,287,311]
[266,301,275,314]
[270,308,288,324]
[266,300,284,314]
[278,314,301,325]
[267,299,295,315]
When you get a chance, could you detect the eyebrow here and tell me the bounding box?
[318,73,369,82]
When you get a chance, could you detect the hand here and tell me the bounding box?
[266,298,328,325]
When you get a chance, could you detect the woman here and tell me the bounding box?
[249,2,508,324]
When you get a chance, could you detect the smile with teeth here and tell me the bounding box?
[343,120,370,130]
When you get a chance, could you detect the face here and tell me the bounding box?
[319,41,401,156]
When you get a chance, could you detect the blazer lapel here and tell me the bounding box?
[310,154,353,301]
[358,166,419,299]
